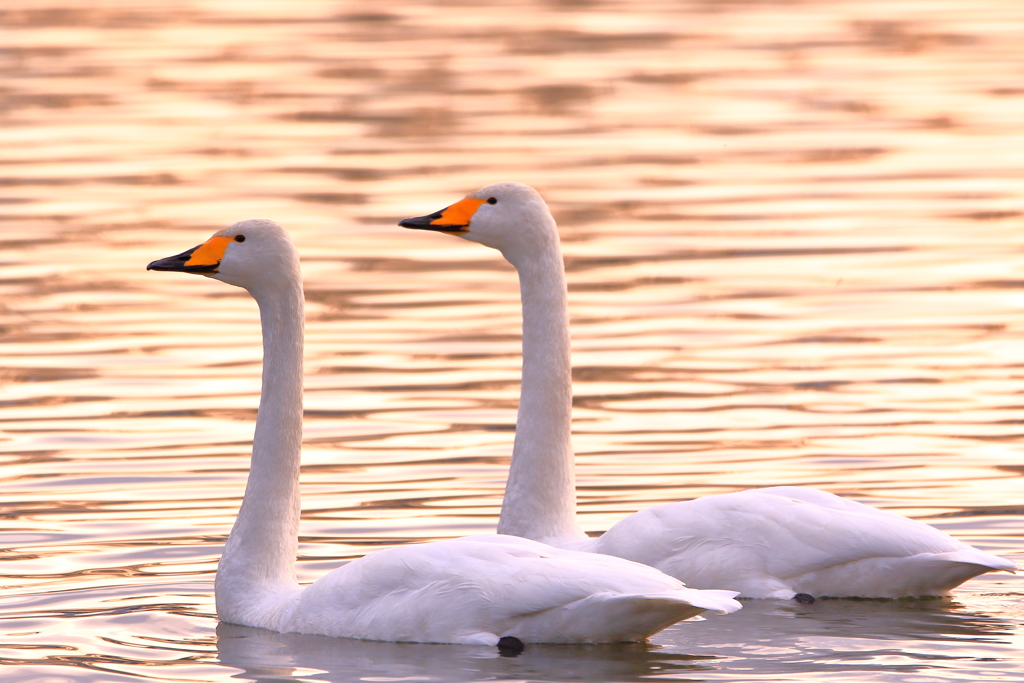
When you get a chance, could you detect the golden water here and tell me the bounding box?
[1,0,1022,680]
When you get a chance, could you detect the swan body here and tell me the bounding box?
[147,219,740,645]
[586,487,1013,599]
[400,182,1017,599]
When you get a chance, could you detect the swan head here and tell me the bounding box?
[147,218,298,294]
[399,182,556,263]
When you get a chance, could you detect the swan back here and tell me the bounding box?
[279,534,739,644]
[591,487,1016,598]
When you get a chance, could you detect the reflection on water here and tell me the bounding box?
[1,0,1023,680]
[215,623,715,683]
[215,600,1020,683]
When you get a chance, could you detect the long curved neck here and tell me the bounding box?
[216,278,304,623]
[496,234,586,545]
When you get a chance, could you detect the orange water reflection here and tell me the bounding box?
[1,0,1023,680]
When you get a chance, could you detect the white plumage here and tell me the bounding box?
[284,535,738,644]
[148,219,740,646]
[400,182,1016,599]
[588,486,1014,598]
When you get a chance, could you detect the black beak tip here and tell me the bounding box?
[399,214,466,233]
[147,245,204,273]
[399,211,456,230]
[147,257,182,272]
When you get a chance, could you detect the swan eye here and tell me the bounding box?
[234,235,246,243]
[486,197,497,205]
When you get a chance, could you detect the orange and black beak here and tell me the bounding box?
[399,197,487,234]
[147,235,233,275]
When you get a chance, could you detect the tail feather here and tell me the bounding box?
[673,587,743,614]
[508,590,741,644]
[939,548,1016,574]
[790,549,1017,598]
[908,550,1018,596]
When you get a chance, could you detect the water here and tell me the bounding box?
[1,0,1022,680]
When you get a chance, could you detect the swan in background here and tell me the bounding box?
[400,182,1017,600]
[147,219,740,646]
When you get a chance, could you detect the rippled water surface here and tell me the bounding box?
[2,0,1024,680]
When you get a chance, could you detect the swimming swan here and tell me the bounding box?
[147,219,740,645]
[400,182,1017,600]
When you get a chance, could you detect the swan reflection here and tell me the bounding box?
[216,622,715,682]
[216,598,1017,682]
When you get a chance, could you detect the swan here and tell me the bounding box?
[146,219,740,646]
[399,182,1017,600]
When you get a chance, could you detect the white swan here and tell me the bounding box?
[146,219,740,646]
[399,182,1017,600]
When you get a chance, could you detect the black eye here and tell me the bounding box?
[234,234,246,242]
[486,197,497,205]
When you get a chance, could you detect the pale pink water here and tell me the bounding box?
[1,0,1022,680]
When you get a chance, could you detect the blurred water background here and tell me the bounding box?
[2,0,1023,680]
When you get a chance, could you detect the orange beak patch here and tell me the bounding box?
[185,235,233,271]
[431,197,486,228]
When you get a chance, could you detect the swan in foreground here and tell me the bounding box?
[147,219,740,646]
[400,182,1017,600]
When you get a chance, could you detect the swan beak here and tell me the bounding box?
[399,197,486,234]
[147,235,232,275]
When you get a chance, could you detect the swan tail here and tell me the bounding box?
[508,590,741,644]
[936,548,1016,574]
[673,588,744,614]
[790,549,1017,598]
[884,549,1017,596]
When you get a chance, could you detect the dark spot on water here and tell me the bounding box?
[497,636,525,656]
[521,84,596,115]
[952,210,1022,221]
[294,193,367,205]
[794,593,815,604]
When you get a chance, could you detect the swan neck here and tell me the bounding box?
[215,277,304,619]
[497,237,585,545]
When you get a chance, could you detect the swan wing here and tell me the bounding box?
[280,534,740,644]
[593,487,1015,598]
